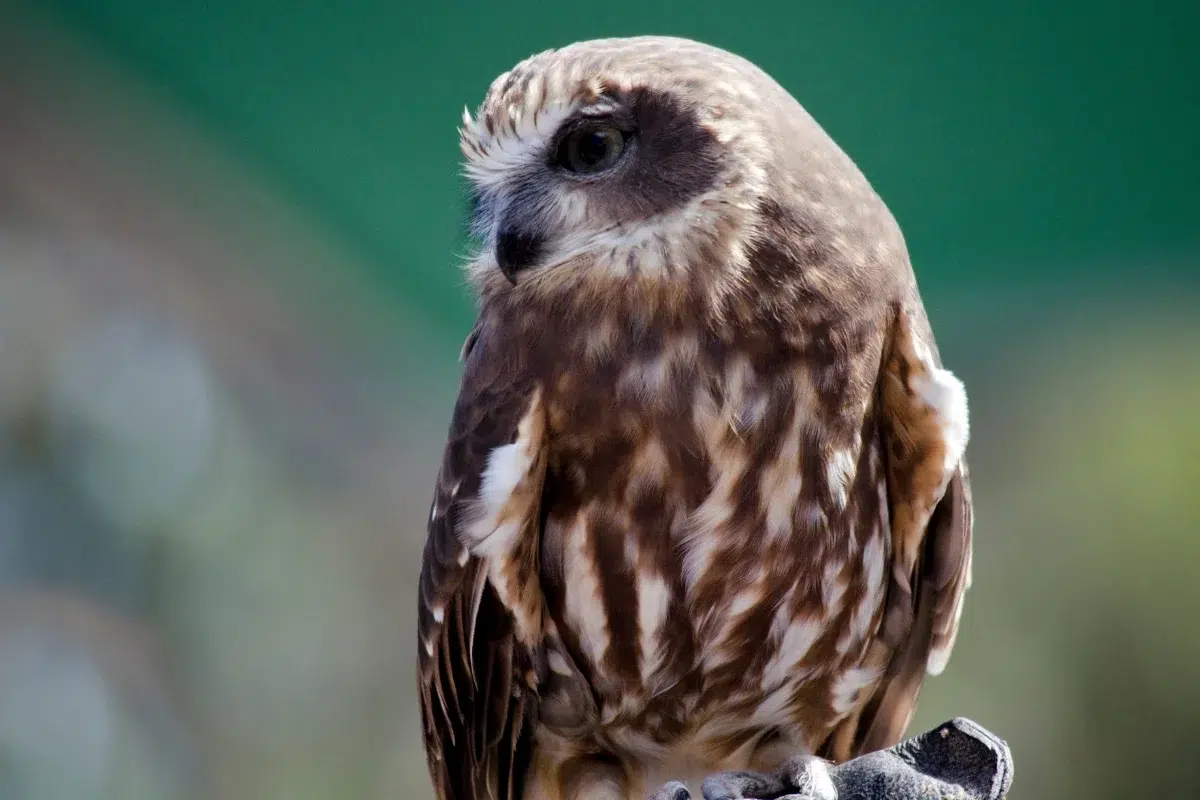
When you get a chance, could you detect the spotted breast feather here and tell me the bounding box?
[419,299,970,800]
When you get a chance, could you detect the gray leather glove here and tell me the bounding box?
[661,717,1013,800]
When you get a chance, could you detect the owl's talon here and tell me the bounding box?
[701,770,785,799]
[650,780,693,800]
[699,755,835,800]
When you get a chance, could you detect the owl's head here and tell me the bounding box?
[458,36,903,314]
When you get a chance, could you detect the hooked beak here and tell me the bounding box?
[495,227,544,285]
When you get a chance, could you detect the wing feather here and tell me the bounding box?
[830,302,974,759]
[417,327,547,800]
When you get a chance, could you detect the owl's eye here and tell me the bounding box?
[556,126,629,174]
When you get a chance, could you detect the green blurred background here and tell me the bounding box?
[0,2,1196,798]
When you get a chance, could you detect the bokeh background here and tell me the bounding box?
[0,2,1196,798]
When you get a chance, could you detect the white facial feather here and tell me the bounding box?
[456,40,775,295]
[460,99,575,190]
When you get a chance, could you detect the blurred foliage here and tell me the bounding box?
[0,3,1198,800]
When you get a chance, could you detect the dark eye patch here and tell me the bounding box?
[570,85,724,218]
[546,106,639,169]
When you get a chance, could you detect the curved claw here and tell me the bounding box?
[694,755,835,800]
[650,780,693,800]
[701,770,790,800]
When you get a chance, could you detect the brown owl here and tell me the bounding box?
[417,36,973,800]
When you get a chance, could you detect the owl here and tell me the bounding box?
[417,36,973,800]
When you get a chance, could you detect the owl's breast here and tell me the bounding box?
[537,341,892,761]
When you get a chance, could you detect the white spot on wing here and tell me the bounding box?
[463,401,541,557]
[474,518,522,560]
[479,442,529,517]
[927,637,954,676]
[912,365,970,473]
[927,583,968,676]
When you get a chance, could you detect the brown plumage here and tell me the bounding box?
[417,36,973,800]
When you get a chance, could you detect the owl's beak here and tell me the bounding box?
[495,228,543,285]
